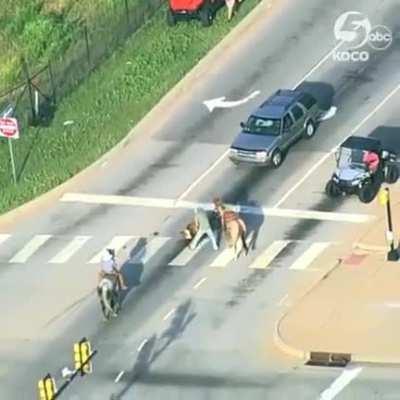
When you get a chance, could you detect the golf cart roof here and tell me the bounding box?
[340,136,381,152]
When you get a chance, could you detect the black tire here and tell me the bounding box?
[385,164,399,184]
[325,180,341,197]
[271,148,283,168]
[303,120,316,139]
[358,182,378,203]
[199,6,212,26]
[167,9,176,26]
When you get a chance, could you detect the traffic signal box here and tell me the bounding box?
[73,338,93,375]
[378,187,389,206]
[38,374,56,400]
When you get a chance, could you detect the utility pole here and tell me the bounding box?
[378,187,399,261]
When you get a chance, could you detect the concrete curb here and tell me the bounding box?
[273,258,342,362]
[0,0,277,228]
[274,253,400,365]
[353,242,387,253]
[351,354,400,365]
[273,310,308,361]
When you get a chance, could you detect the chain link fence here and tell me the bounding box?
[0,0,164,128]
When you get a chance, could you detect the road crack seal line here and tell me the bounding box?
[43,289,95,329]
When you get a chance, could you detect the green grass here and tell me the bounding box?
[0,0,149,89]
[0,1,261,214]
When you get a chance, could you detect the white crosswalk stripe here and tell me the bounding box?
[210,247,235,268]
[49,236,92,264]
[249,240,290,269]
[0,234,11,246]
[130,236,170,264]
[0,232,334,270]
[9,235,52,263]
[210,232,254,268]
[88,236,135,264]
[168,240,206,266]
[289,242,331,270]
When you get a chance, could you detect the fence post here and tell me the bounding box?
[21,56,36,124]
[83,22,91,70]
[48,61,56,106]
[124,0,130,29]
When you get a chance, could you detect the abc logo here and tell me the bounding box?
[368,25,392,50]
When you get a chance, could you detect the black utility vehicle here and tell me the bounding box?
[325,136,399,203]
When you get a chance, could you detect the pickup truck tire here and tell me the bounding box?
[271,149,283,168]
[303,120,316,139]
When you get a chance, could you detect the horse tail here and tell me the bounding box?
[238,218,247,234]
[101,284,114,317]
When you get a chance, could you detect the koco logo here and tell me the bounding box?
[333,11,392,62]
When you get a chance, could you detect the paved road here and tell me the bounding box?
[1,0,400,399]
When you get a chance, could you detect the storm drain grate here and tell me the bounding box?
[306,352,351,367]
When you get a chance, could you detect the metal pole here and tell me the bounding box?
[21,56,36,124]
[48,62,57,105]
[53,350,97,399]
[84,23,91,70]
[385,188,399,261]
[35,89,39,119]
[124,0,130,28]
[8,139,17,184]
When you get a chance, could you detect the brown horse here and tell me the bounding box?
[213,199,249,259]
[224,216,248,259]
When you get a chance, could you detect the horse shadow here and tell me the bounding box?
[241,199,264,251]
[295,81,335,112]
[111,299,196,399]
[119,238,147,301]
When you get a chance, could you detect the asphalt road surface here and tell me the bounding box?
[2,0,400,399]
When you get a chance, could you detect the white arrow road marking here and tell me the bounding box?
[49,236,91,264]
[88,236,135,264]
[61,193,374,224]
[203,90,260,112]
[319,366,363,400]
[318,106,338,122]
[289,242,331,270]
[9,235,52,263]
[249,240,290,269]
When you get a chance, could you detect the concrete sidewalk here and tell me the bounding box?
[275,187,400,364]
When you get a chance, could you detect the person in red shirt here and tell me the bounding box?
[362,150,380,173]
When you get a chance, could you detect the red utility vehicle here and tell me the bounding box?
[167,0,223,27]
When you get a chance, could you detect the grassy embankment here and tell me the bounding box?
[0,0,261,214]
[0,0,117,88]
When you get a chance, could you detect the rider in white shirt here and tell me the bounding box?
[98,249,127,290]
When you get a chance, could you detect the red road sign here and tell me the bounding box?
[0,117,19,139]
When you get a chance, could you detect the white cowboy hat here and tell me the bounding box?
[101,251,113,262]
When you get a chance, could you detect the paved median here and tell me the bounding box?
[275,187,400,364]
